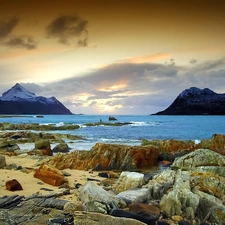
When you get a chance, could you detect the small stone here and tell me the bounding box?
[172,215,184,222]
[5,179,23,191]
[62,171,71,176]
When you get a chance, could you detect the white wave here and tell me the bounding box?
[130,121,148,126]
[79,124,87,128]
[194,139,201,144]
[129,121,160,126]
[39,123,52,125]
[55,122,65,127]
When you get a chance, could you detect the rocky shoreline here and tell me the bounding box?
[0,127,225,224]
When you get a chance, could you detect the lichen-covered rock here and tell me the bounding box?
[117,188,151,204]
[72,211,147,225]
[191,172,225,202]
[0,140,20,153]
[52,141,70,153]
[33,163,67,186]
[159,170,200,218]
[171,148,225,170]
[49,143,159,170]
[198,134,225,155]
[79,181,125,213]
[142,139,195,153]
[35,139,50,149]
[193,187,225,224]
[114,172,144,193]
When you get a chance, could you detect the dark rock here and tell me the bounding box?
[5,179,23,191]
[158,222,170,225]
[109,209,157,225]
[74,182,82,189]
[52,142,70,153]
[129,203,161,220]
[0,195,24,209]
[62,171,71,176]
[87,177,101,182]
[178,221,190,225]
[47,216,74,225]
[98,172,109,178]
[40,187,54,191]
[109,116,117,121]
[17,165,22,170]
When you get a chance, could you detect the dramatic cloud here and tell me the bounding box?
[2,57,225,114]
[4,35,37,50]
[46,15,88,46]
[0,18,18,40]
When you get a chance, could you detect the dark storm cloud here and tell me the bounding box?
[0,18,18,39]
[46,15,88,45]
[4,35,37,50]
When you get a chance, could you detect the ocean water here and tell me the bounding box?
[1,115,225,151]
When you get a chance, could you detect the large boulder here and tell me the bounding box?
[198,134,225,155]
[35,139,51,149]
[114,172,144,193]
[117,188,151,204]
[171,148,225,170]
[49,143,159,170]
[159,169,199,218]
[52,141,70,153]
[142,139,195,153]
[79,181,126,213]
[0,140,20,153]
[31,139,53,156]
[148,148,225,224]
[33,163,67,186]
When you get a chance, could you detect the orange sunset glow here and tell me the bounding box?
[0,0,225,114]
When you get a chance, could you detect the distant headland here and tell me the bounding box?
[0,83,72,115]
[152,87,225,115]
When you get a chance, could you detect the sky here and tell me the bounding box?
[0,0,225,115]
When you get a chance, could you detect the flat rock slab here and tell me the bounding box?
[0,190,70,225]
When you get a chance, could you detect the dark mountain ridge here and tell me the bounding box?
[153,87,225,115]
[0,83,72,115]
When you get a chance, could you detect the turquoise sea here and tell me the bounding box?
[0,115,224,151]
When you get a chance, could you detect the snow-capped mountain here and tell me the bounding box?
[1,83,37,101]
[153,87,225,115]
[0,83,72,114]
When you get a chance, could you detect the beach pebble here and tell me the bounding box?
[5,179,23,191]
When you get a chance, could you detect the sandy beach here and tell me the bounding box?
[0,155,104,200]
